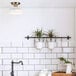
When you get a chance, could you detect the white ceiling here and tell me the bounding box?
[0,0,76,8]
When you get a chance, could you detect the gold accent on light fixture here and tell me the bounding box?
[11,2,21,7]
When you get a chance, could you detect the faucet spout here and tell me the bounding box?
[19,61,23,65]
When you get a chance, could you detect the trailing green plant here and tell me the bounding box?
[34,29,43,41]
[44,30,55,41]
[59,57,75,66]
[47,30,55,38]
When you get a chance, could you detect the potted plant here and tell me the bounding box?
[34,29,43,50]
[59,57,75,74]
[46,30,56,50]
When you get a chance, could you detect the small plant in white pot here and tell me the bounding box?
[34,29,43,50]
[46,30,56,50]
[59,57,75,74]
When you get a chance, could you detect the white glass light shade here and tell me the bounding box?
[9,8,23,15]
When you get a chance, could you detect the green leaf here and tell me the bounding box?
[34,29,43,41]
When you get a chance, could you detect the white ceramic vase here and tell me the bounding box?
[48,42,56,50]
[66,63,72,74]
[39,70,48,76]
[35,41,43,50]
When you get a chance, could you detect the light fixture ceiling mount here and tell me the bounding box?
[11,1,21,7]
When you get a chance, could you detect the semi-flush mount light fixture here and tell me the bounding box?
[9,1,23,15]
[11,2,21,7]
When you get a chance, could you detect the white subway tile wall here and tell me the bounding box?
[0,41,75,76]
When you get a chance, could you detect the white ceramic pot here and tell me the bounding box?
[47,71,52,76]
[66,63,72,74]
[39,70,48,76]
[48,42,56,50]
[35,41,43,50]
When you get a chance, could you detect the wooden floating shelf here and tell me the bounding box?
[52,72,76,76]
[52,72,72,76]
